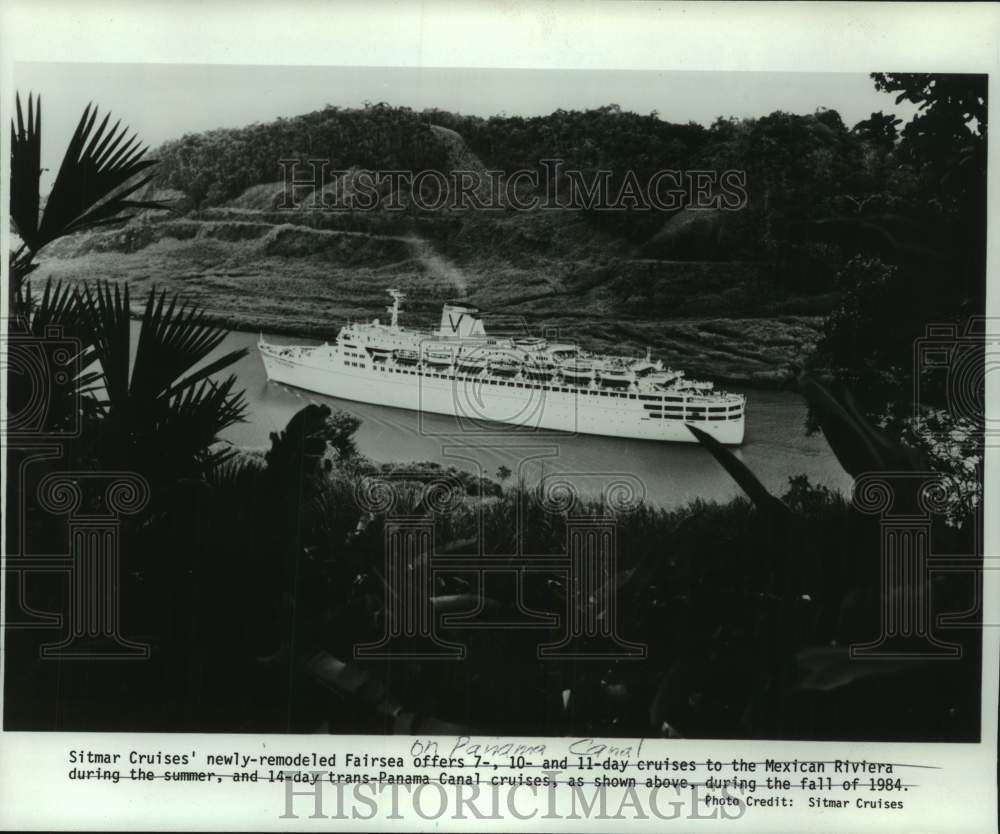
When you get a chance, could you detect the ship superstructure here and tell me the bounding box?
[258,289,746,444]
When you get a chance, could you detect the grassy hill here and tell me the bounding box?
[32,103,852,385]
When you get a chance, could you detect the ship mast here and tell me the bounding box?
[386,289,405,330]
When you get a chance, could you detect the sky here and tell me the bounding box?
[14,62,920,189]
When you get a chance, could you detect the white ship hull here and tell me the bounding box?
[260,343,746,445]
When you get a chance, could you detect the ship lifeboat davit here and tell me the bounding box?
[394,349,420,365]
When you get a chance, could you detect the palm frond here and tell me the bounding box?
[686,424,792,519]
[79,281,132,406]
[798,372,926,476]
[166,375,249,440]
[33,101,166,248]
[130,289,236,403]
[163,349,251,401]
[26,280,88,344]
[10,93,42,250]
[206,454,266,492]
[76,282,249,484]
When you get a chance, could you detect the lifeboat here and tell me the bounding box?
[598,364,632,387]
[677,380,714,392]
[424,347,454,366]
[489,357,521,376]
[457,353,487,373]
[512,337,545,350]
[630,359,657,377]
[367,345,393,361]
[394,349,419,365]
[560,362,594,384]
[648,369,683,386]
[524,359,555,380]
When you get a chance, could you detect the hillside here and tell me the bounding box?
[30,102,870,385]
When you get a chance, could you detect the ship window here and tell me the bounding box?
[650,413,662,419]
[664,396,682,402]
[709,416,726,421]
[629,394,636,400]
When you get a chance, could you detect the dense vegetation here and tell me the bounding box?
[143,82,987,407]
[5,74,987,739]
[155,104,452,208]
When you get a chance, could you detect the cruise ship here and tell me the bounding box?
[258,290,746,444]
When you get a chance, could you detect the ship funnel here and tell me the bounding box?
[438,304,485,338]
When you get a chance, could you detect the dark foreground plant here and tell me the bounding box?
[10,94,167,306]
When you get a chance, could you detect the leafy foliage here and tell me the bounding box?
[5,78,986,740]
[75,282,248,485]
[155,102,452,208]
[802,75,986,530]
[9,94,168,302]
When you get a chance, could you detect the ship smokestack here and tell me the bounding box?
[438,304,485,338]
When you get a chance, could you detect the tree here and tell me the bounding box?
[76,282,249,489]
[871,72,987,148]
[805,74,987,524]
[8,96,248,499]
[851,111,902,151]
